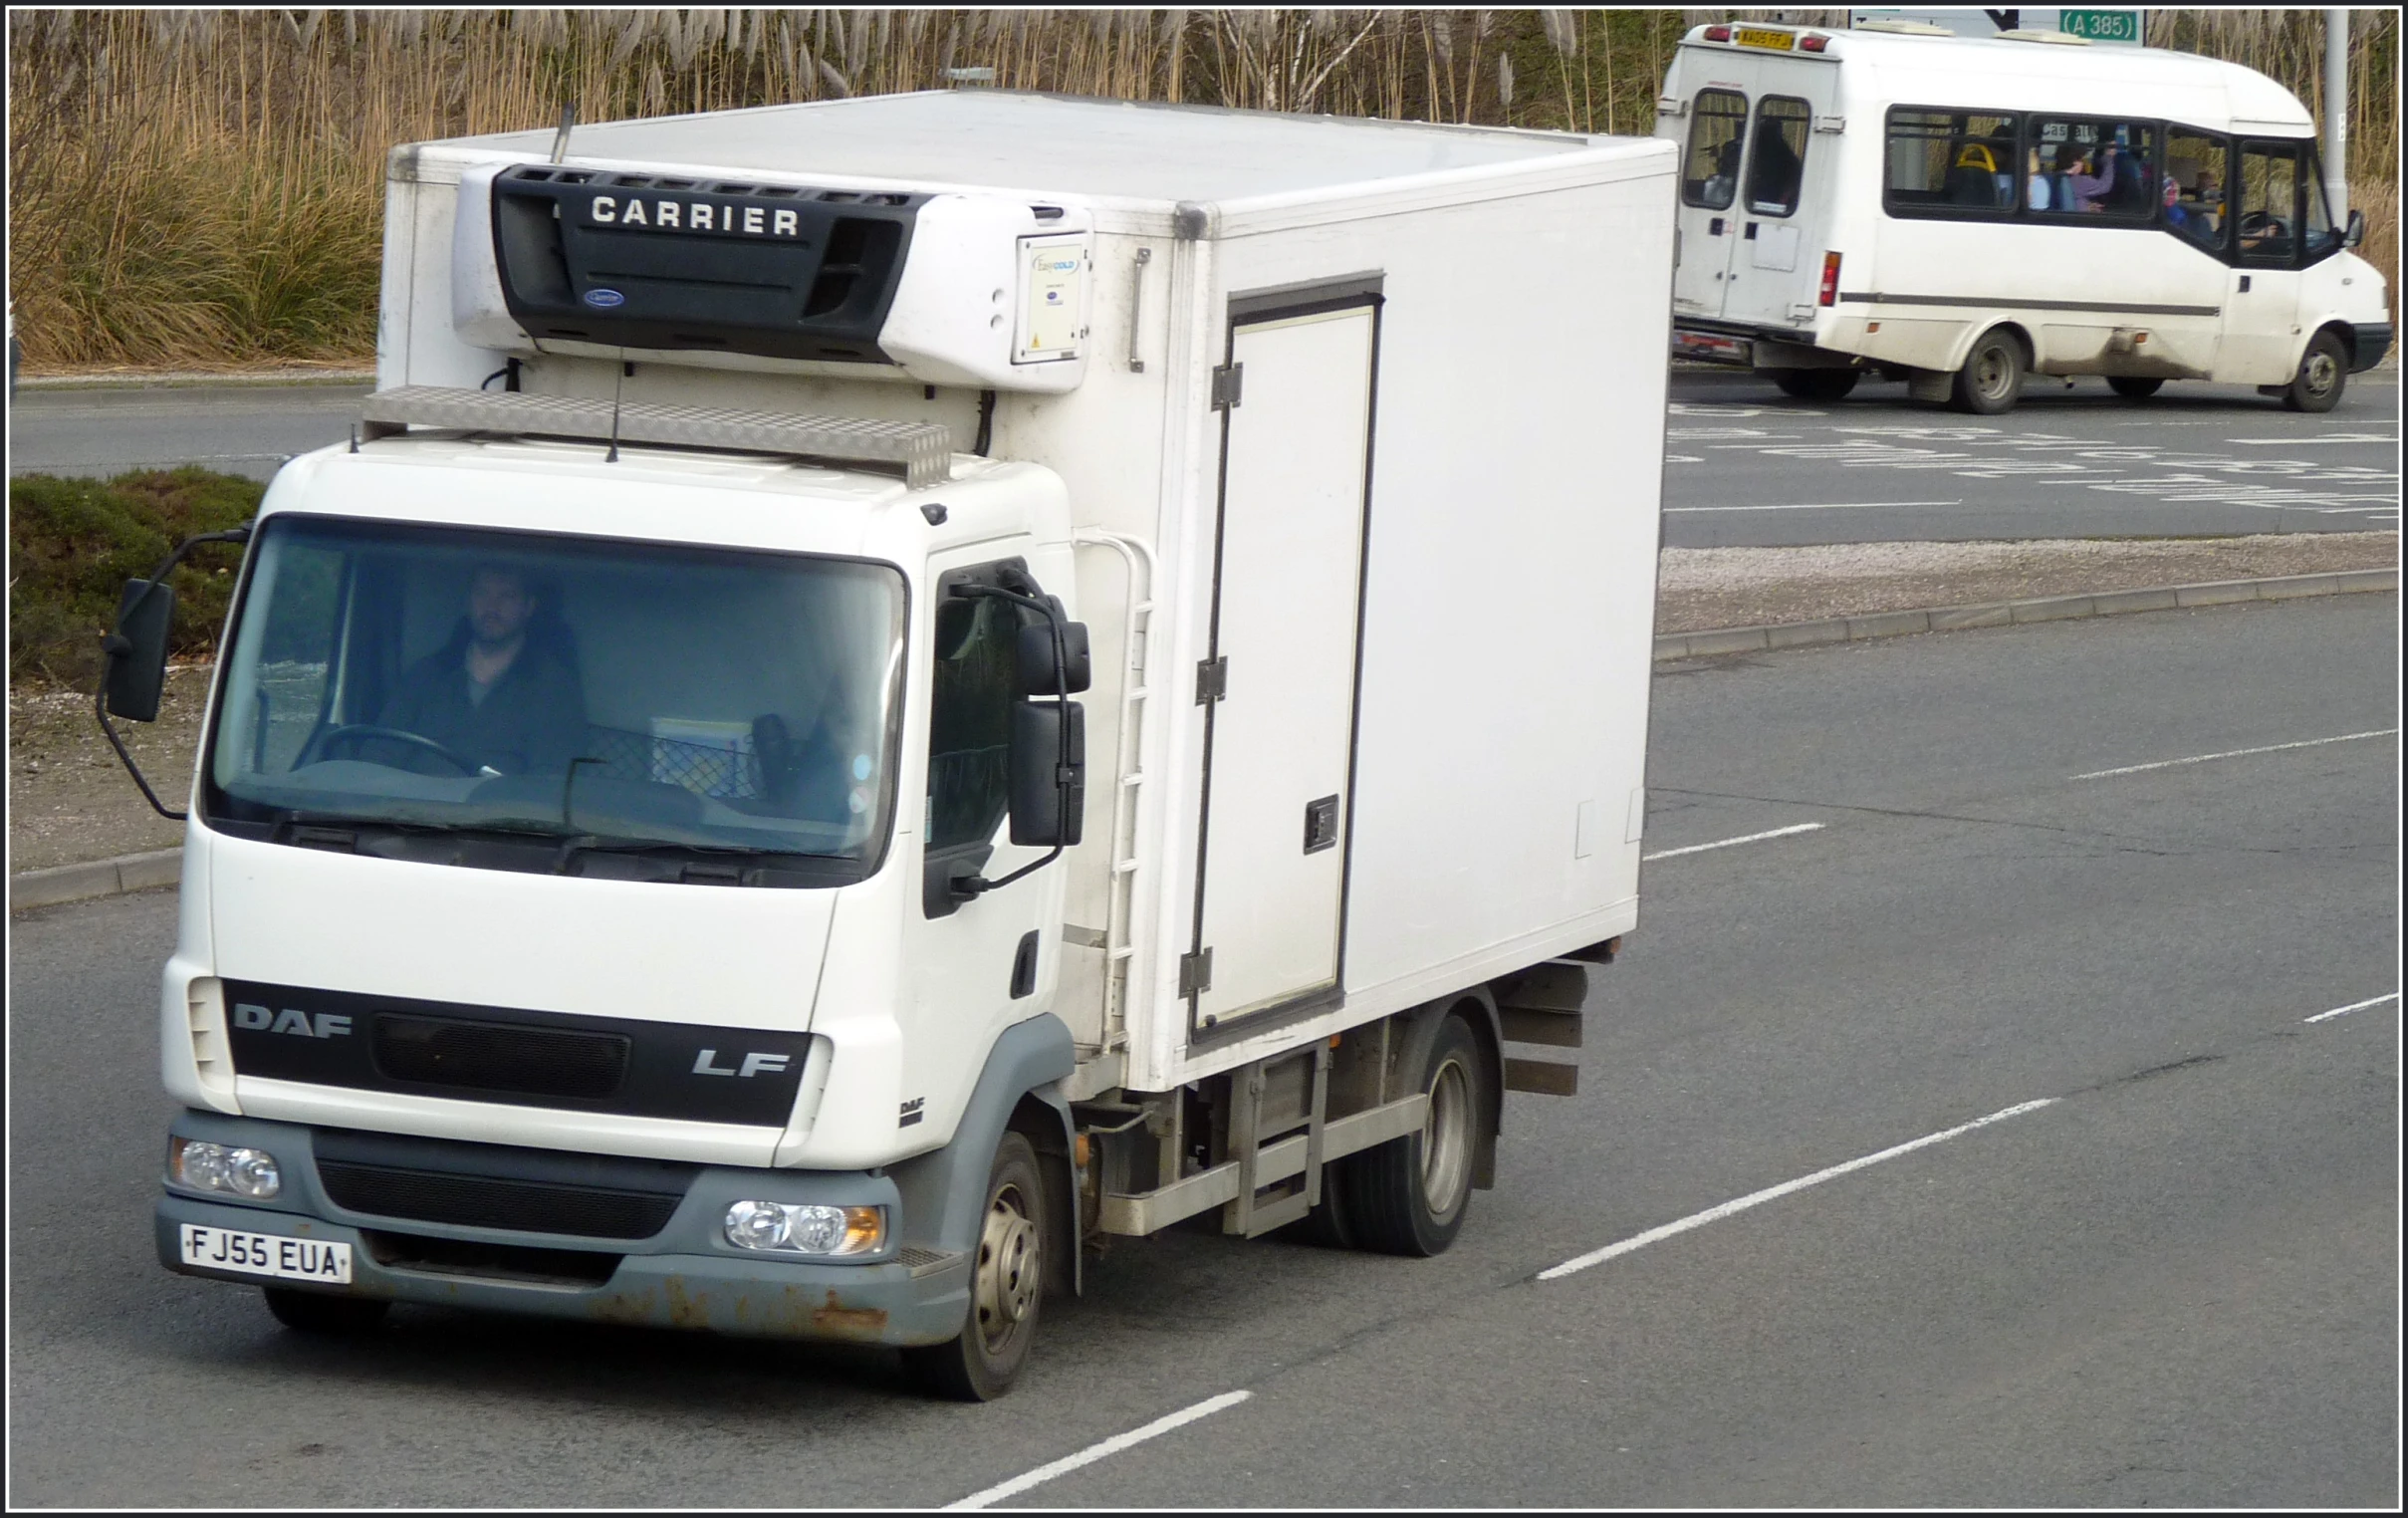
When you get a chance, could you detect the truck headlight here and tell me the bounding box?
[169,1138,282,1200]
[722,1201,884,1256]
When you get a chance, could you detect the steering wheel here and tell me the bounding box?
[2239,211,2290,240]
[307,723,488,775]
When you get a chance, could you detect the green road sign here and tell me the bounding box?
[2058,9,2142,44]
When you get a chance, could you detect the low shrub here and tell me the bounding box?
[8,467,263,686]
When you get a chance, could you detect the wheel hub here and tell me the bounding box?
[974,1184,1038,1344]
[1421,1057,1472,1220]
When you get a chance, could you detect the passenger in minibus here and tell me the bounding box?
[1751,126,1804,213]
[2026,148,2053,210]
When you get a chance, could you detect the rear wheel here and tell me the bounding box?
[2106,376,2164,399]
[2282,330,2347,413]
[1950,329,2026,414]
[1336,1012,1489,1257]
[900,1132,1045,1401]
[263,1287,389,1335]
[1773,369,1859,401]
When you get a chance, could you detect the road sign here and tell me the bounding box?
[2057,10,2143,43]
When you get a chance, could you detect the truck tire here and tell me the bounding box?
[1773,369,1858,401]
[1335,1011,1489,1257]
[2282,330,2347,413]
[900,1132,1045,1401]
[263,1287,389,1334]
[2105,376,2164,399]
[1950,329,2025,414]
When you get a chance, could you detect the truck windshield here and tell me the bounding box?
[205,515,905,875]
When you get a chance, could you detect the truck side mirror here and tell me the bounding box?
[1009,699,1084,847]
[104,578,176,722]
[2344,208,2365,249]
[1016,619,1091,695]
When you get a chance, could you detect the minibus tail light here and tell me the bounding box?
[1703,25,1731,42]
[1818,251,1842,307]
[1799,34,1829,52]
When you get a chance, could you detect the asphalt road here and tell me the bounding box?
[10,367,2398,546]
[11,592,2396,1507]
[1663,367,2401,547]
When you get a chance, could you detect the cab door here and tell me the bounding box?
[2223,137,2308,383]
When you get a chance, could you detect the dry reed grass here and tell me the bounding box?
[7,9,2398,370]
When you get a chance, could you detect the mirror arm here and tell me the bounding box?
[945,581,1078,897]
[92,523,255,822]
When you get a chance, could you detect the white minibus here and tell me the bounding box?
[1657,19,2391,412]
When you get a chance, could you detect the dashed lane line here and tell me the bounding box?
[945,1392,1254,1510]
[1643,823,1825,861]
[2070,728,2398,781]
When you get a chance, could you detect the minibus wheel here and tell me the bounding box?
[2106,377,2164,399]
[2282,331,2347,413]
[1774,369,1858,401]
[1951,329,2026,415]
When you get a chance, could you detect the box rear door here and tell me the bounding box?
[1185,293,1378,1037]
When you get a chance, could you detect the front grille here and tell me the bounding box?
[372,1014,627,1100]
[318,1161,681,1240]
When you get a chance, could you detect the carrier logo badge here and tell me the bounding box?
[583,288,625,309]
[898,1097,926,1129]
[233,1003,352,1039]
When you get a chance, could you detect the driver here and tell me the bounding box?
[374,565,586,775]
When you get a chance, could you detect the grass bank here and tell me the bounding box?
[8,468,263,686]
[8,9,2398,371]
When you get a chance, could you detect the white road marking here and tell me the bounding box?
[1664,499,1961,514]
[1642,823,1824,861]
[1538,1099,2058,1282]
[2228,433,2398,445]
[2303,992,2399,1024]
[2071,728,2398,781]
[945,1392,1254,1509]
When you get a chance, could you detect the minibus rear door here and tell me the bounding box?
[1670,85,1754,324]
[1720,76,1837,336]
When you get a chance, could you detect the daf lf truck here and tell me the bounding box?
[106,91,1677,1399]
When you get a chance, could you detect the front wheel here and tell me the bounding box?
[2106,376,2164,399]
[1950,329,2026,414]
[2282,330,2347,413]
[1773,369,1859,401]
[900,1132,1045,1401]
[1335,1011,1490,1257]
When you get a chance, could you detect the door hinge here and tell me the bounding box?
[1179,947,1214,996]
[1195,654,1228,703]
[1210,362,1244,410]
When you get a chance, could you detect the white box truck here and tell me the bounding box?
[107,91,1675,1399]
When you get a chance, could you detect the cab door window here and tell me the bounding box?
[1682,90,1750,210]
[926,580,1021,849]
[2237,139,2303,267]
[1745,97,1811,216]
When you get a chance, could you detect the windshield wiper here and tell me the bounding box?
[550,836,835,883]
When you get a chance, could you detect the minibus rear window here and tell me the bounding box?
[1883,109,2019,218]
[1682,90,1750,210]
[1747,98,1811,216]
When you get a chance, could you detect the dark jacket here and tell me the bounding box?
[376,626,587,775]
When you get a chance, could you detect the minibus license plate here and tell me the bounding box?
[179,1224,353,1283]
[1735,27,1795,50]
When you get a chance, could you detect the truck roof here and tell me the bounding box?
[418,90,1621,203]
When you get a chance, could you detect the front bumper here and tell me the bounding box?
[2349,323,2393,373]
[156,1112,969,1347]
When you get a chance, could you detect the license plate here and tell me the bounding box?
[1735,27,1795,50]
[179,1224,353,1284]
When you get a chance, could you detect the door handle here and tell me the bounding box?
[2238,275,2252,293]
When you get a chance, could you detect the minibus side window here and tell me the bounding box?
[1683,90,1750,210]
[2163,127,2233,258]
[1883,108,2018,219]
[2237,140,2304,268]
[1747,98,1811,216]
[2030,119,2159,219]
